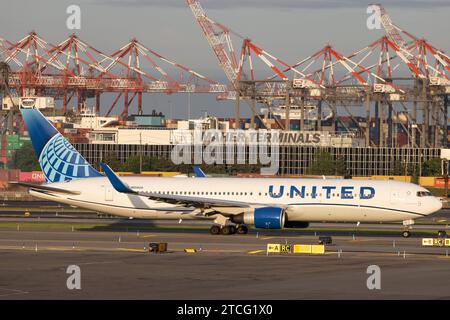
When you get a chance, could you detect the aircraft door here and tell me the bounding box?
[390,188,417,205]
[104,186,113,201]
[390,188,404,204]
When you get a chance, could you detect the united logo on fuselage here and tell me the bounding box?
[268,185,375,199]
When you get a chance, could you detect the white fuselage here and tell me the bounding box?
[29,177,442,223]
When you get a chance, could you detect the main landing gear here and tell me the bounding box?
[209,224,248,235]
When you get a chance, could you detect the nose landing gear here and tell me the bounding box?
[402,219,414,238]
[402,230,411,238]
[438,230,447,238]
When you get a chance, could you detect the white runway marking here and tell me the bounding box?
[0,288,29,297]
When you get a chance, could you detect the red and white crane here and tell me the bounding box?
[372,3,449,85]
[1,32,230,118]
[371,4,425,79]
[186,0,239,84]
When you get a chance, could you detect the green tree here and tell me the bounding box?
[411,164,420,184]
[10,142,41,171]
[116,154,265,176]
[307,151,336,175]
[101,152,122,171]
[422,158,442,176]
[391,160,406,176]
[120,155,142,173]
[334,155,347,176]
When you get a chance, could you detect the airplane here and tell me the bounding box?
[18,106,442,237]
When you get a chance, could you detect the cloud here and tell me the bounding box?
[92,0,450,9]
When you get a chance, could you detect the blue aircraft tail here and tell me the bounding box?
[20,107,102,183]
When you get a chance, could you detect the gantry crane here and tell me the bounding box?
[187,0,279,129]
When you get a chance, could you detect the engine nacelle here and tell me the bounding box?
[231,207,286,229]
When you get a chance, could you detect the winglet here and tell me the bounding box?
[193,166,206,178]
[100,162,137,194]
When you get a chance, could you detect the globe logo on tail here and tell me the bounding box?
[39,133,101,183]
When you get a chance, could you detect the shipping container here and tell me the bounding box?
[0,169,8,181]
[31,171,45,183]
[6,134,19,142]
[419,177,435,187]
[19,171,33,182]
[7,142,22,150]
[434,178,448,188]
[8,169,20,181]
[19,171,45,183]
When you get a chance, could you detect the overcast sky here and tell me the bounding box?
[1,0,449,118]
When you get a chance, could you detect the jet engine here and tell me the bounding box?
[231,207,286,229]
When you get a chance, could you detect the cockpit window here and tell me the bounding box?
[417,191,433,197]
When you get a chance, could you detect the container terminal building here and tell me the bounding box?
[73,127,445,177]
[75,143,443,177]
[0,103,447,178]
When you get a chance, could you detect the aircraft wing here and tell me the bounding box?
[100,162,252,209]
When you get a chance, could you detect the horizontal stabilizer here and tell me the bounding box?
[13,182,81,195]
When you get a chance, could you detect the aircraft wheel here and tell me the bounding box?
[236,225,249,234]
[438,230,447,238]
[210,225,221,235]
[402,230,411,238]
[221,226,235,235]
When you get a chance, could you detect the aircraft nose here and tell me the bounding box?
[432,197,443,213]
